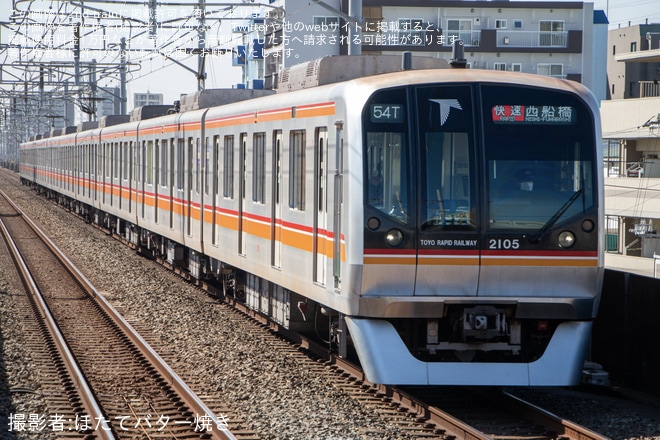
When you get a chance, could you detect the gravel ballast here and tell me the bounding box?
[1,170,660,440]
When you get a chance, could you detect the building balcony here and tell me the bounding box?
[640,81,660,98]
[361,29,581,53]
[496,30,568,48]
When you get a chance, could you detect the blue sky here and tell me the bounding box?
[595,0,660,28]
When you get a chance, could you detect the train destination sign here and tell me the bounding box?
[370,104,405,123]
[491,105,576,125]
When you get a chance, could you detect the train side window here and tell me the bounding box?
[170,138,175,191]
[253,132,266,204]
[131,141,137,184]
[155,140,160,187]
[289,129,306,211]
[195,137,201,194]
[83,144,88,177]
[204,137,211,195]
[240,133,248,203]
[113,142,119,179]
[160,139,168,187]
[176,139,184,190]
[212,135,220,197]
[223,135,234,199]
[105,143,111,178]
[147,140,154,185]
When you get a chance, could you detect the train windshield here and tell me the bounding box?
[362,83,596,233]
[416,85,476,231]
[365,87,410,225]
[481,85,596,230]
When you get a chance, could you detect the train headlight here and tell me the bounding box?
[558,231,576,248]
[385,229,404,247]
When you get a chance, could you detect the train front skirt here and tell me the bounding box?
[344,318,592,386]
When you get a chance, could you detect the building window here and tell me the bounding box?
[631,41,637,52]
[539,20,565,46]
[513,19,523,29]
[398,18,424,46]
[511,63,522,72]
[493,62,507,71]
[495,19,507,29]
[537,63,564,78]
[313,16,339,30]
[612,45,616,55]
[446,19,475,46]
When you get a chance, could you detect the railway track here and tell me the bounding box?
[223,299,612,440]
[0,188,242,439]
[0,170,615,440]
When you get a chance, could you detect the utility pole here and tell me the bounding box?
[120,38,127,115]
[74,23,81,86]
[197,0,207,91]
[90,59,97,121]
[348,0,362,55]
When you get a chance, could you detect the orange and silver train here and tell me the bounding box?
[20,66,603,386]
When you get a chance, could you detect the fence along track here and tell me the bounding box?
[0,189,236,440]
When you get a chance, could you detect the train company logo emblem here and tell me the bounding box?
[429,99,463,126]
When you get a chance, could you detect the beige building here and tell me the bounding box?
[606,23,660,99]
[134,92,164,108]
[245,0,609,100]
[602,24,660,276]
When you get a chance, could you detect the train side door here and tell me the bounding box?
[170,138,176,229]
[313,127,328,285]
[413,85,479,297]
[141,140,147,220]
[271,130,283,268]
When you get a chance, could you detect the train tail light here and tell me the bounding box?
[537,320,549,332]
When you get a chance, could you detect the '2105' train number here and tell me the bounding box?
[489,238,520,249]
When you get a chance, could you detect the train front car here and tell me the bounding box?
[346,71,603,386]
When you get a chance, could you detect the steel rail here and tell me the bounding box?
[0,191,115,439]
[1,189,237,440]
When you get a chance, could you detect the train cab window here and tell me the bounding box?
[415,85,476,230]
[363,88,409,225]
[481,85,596,230]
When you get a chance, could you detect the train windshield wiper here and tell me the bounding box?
[530,188,584,243]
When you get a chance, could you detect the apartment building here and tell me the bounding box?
[602,22,660,276]
[134,92,164,108]
[232,0,608,101]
